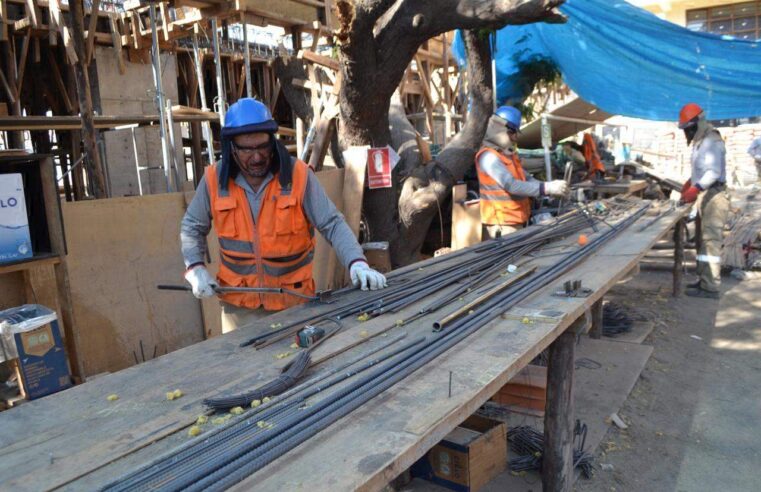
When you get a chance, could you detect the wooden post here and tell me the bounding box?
[673,218,685,297]
[39,155,85,380]
[66,0,107,198]
[543,327,576,492]
[1,40,24,149]
[589,298,603,339]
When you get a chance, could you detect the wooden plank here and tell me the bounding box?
[0,205,687,491]
[0,63,15,103]
[85,0,100,65]
[0,256,60,276]
[108,13,126,74]
[34,154,84,379]
[61,194,206,376]
[15,31,30,96]
[298,48,339,71]
[47,49,73,113]
[0,0,7,40]
[49,0,78,64]
[24,0,41,28]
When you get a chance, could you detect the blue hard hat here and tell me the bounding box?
[222,98,278,137]
[495,106,522,132]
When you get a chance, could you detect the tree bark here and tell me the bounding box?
[276,0,565,265]
[66,0,108,198]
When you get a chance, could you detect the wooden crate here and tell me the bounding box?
[491,364,547,416]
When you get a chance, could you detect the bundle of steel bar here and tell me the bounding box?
[102,202,648,492]
[240,204,632,351]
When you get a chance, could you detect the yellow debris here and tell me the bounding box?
[230,406,245,416]
[166,392,176,401]
[188,425,202,437]
[250,399,262,408]
[357,313,371,322]
[468,310,474,315]
[359,330,369,338]
[262,396,271,403]
[196,415,208,425]
[173,389,183,399]
[269,322,283,329]
[211,415,231,425]
[395,320,404,327]
[106,394,119,402]
[290,343,299,349]
[257,421,266,428]
[275,352,292,360]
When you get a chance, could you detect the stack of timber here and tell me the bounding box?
[722,189,761,269]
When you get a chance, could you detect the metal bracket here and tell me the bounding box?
[552,280,593,298]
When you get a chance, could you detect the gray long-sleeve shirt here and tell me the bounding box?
[181,169,365,270]
[477,149,542,198]
[691,130,726,189]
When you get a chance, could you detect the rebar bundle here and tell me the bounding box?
[102,202,647,492]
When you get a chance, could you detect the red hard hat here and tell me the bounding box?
[679,103,703,128]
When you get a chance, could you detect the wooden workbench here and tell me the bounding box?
[0,203,688,492]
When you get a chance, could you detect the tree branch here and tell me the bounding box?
[395,29,492,264]
[375,0,565,90]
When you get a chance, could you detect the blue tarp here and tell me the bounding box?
[452,0,761,121]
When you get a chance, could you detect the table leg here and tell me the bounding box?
[589,298,603,339]
[673,218,685,297]
[543,327,576,491]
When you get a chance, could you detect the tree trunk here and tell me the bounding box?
[275,0,565,265]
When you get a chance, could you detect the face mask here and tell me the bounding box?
[683,124,698,145]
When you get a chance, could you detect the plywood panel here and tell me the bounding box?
[62,193,205,376]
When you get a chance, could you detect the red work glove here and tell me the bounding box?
[681,185,701,204]
[681,179,692,194]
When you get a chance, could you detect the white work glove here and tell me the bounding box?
[184,265,218,299]
[545,180,570,197]
[350,261,388,291]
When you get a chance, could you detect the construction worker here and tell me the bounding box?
[476,106,570,240]
[678,102,730,299]
[181,98,387,333]
[581,133,607,181]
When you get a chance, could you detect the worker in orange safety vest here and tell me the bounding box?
[180,98,387,333]
[476,106,570,240]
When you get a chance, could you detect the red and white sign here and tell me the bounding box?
[366,146,399,189]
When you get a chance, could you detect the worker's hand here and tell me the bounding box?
[545,180,570,197]
[184,265,218,299]
[681,179,692,194]
[350,261,388,291]
[681,185,701,204]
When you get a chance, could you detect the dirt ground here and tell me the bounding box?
[577,269,761,492]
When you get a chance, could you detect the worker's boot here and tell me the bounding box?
[685,287,719,299]
[686,279,701,289]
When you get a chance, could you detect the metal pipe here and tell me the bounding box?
[148,3,173,192]
[211,19,226,122]
[192,33,215,165]
[433,266,536,331]
[242,20,252,98]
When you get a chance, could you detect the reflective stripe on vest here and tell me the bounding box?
[205,160,316,311]
[475,147,531,226]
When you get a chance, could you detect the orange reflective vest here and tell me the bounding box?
[475,147,531,226]
[582,133,606,176]
[205,160,316,311]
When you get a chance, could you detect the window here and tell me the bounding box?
[687,2,761,40]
